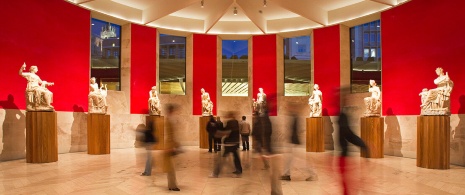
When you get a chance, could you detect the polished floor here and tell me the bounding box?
[1,147,465,195]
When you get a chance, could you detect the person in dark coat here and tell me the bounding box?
[206,115,217,153]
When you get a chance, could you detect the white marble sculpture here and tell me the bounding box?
[364,80,381,117]
[201,88,213,116]
[88,77,108,114]
[309,84,323,117]
[420,67,454,115]
[256,88,267,116]
[19,63,55,111]
[148,86,161,115]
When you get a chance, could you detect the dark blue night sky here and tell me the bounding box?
[222,40,248,58]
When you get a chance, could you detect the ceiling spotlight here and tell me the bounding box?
[201,0,204,8]
[234,7,237,15]
[263,0,267,7]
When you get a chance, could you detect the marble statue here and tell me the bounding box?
[308,84,322,117]
[148,86,161,115]
[364,80,381,117]
[256,88,267,116]
[420,67,454,115]
[88,77,108,114]
[201,88,213,116]
[19,63,54,111]
[252,98,257,115]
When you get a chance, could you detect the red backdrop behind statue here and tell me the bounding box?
[0,0,90,112]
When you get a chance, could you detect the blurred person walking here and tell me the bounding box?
[210,112,242,178]
[214,117,224,152]
[162,104,181,191]
[281,112,318,181]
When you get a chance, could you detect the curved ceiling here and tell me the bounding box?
[67,0,408,35]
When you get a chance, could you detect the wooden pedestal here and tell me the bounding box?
[199,116,210,149]
[417,115,450,169]
[360,117,384,158]
[146,115,164,150]
[306,117,324,152]
[87,114,110,154]
[26,111,58,163]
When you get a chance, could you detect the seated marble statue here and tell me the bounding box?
[364,80,381,116]
[88,77,108,114]
[148,86,161,115]
[201,88,213,116]
[308,84,323,117]
[19,63,54,111]
[256,88,267,116]
[420,67,454,115]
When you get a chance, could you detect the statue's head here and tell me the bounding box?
[90,77,96,83]
[30,66,38,73]
[259,88,263,93]
[314,84,319,90]
[369,80,376,86]
[436,67,444,75]
[201,88,205,93]
[152,86,157,90]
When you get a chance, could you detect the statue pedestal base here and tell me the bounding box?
[417,115,450,169]
[87,114,110,155]
[360,117,384,158]
[199,116,210,149]
[306,117,324,152]
[26,111,58,163]
[146,115,164,150]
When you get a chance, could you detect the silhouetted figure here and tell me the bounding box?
[214,117,224,152]
[163,104,181,191]
[239,116,251,151]
[139,124,156,176]
[206,115,217,153]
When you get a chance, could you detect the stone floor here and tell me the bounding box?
[1,147,464,194]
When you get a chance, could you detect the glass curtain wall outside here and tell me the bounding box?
[350,20,381,93]
[284,36,311,96]
[159,34,186,95]
[90,18,121,90]
[222,40,248,96]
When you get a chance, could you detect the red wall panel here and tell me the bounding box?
[253,35,277,116]
[193,34,217,115]
[0,0,90,112]
[313,25,341,116]
[382,0,465,115]
[130,24,157,114]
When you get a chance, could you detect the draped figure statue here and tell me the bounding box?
[308,84,322,117]
[88,77,108,114]
[148,86,161,115]
[256,88,267,116]
[420,67,453,115]
[201,88,213,116]
[19,63,54,111]
[363,80,381,117]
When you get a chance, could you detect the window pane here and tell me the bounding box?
[284,36,311,96]
[159,34,186,95]
[350,20,381,93]
[222,40,248,96]
[91,18,121,90]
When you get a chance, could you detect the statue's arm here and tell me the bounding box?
[19,64,27,77]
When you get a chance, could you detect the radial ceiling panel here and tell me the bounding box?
[67,0,409,34]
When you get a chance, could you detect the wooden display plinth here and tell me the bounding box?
[146,115,164,150]
[199,116,210,149]
[417,115,450,169]
[306,117,324,152]
[26,111,58,163]
[360,117,384,158]
[87,114,110,154]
